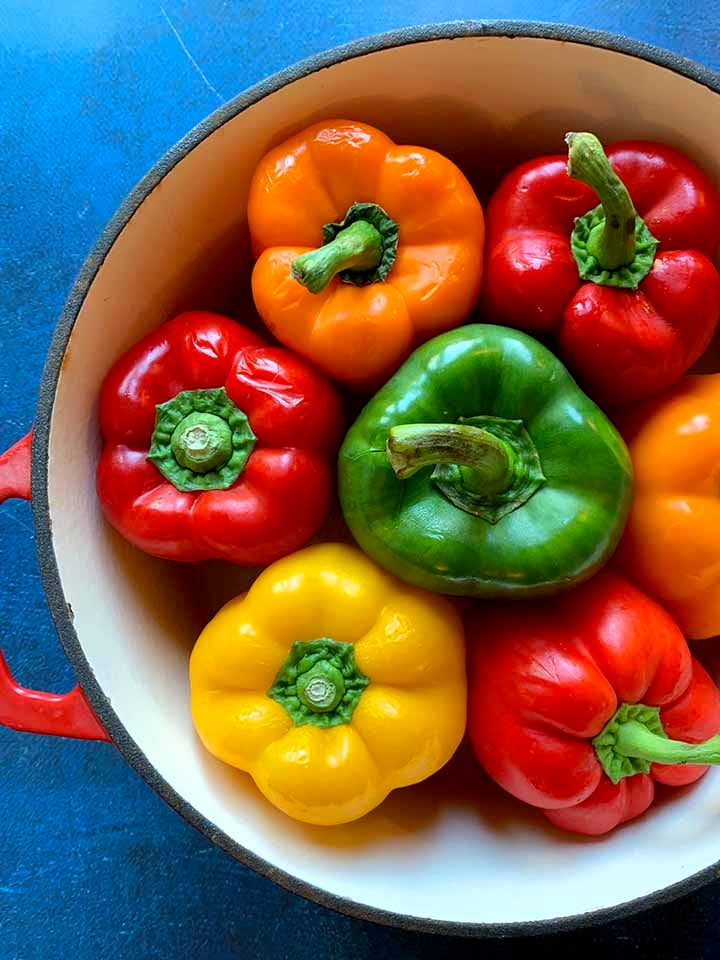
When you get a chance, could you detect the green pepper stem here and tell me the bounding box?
[566,132,637,270]
[297,661,345,713]
[387,423,515,495]
[171,411,233,474]
[268,638,369,729]
[292,220,383,294]
[615,720,720,767]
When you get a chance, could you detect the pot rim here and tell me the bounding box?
[30,19,720,938]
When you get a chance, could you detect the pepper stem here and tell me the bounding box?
[387,423,515,494]
[594,702,720,785]
[615,721,720,767]
[171,411,233,473]
[566,132,637,270]
[292,221,383,293]
[297,661,345,713]
[386,417,546,524]
[290,201,400,294]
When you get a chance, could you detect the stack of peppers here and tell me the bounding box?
[97,120,720,834]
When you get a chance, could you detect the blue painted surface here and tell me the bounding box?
[2,2,720,957]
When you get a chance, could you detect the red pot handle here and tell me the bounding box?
[0,432,109,741]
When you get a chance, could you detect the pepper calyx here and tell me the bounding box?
[268,638,370,728]
[147,387,256,492]
[571,203,659,290]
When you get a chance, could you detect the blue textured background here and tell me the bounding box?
[2,3,720,957]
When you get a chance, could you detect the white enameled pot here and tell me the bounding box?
[5,21,720,937]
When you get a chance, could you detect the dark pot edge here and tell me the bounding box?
[29,19,720,939]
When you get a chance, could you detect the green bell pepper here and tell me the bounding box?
[338,324,633,598]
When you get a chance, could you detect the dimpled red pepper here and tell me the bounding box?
[97,311,343,564]
[482,133,720,408]
[467,572,720,836]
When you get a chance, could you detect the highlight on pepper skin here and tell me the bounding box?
[188,543,467,826]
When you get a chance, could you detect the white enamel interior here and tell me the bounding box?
[46,35,720,926]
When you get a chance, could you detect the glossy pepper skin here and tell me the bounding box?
[467,572,720,836]
[189,543,467,826]
[615,375,720,639]
[249,119,484,390]
[97,311,343,564]
[338,324,632,599]
[482,134,720,408]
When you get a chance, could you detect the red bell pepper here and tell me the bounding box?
[467,571,720,836]
[97,311,343,564]
[481,133,720,408]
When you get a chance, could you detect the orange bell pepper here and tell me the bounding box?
[248,119,484,389]
[615,374,720,639]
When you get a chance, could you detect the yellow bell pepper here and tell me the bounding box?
[189,542,467,825]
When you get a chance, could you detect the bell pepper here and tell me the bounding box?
[467,571,720,836]
[338,324,632,598]
[615,374,720,639]
[248,119,485,389]
[97,311,343,564]
[189,543,467,825]
[481,132,720,408]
